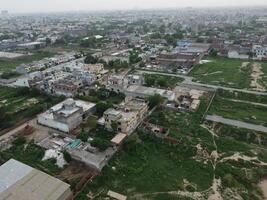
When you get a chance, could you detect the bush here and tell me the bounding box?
[91,138,110,151]
[12,136,26,146]
[78,129,89,142]
[63,151,72,163]
[147,94,164,109]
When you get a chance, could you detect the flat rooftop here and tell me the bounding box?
[39,98,96,120]
[0,159,71,200]
[126,85,174,99]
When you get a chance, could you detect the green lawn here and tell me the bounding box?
[0,51,55,73]
[190,58,252,89]
[208,96,267,126]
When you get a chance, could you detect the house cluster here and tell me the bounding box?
[107,73,175,101]
[13,58,108,97]
[213,38,267,61]
[16,51,82,74]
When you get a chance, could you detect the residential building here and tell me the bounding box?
[104,98,148,134]
[37,98,96,133]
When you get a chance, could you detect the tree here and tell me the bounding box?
[12,136,26,146]
[45,37,52,45]
[147,94,164,109]
[63,151,72,163]
[96,102,113,116]
[78,129,89,142]
[157,77,167,87]
[84,54,98,64]
[124,133,140,152]
[129,51,141,64]
[145,75,156,87]
[91,138,110,151]
[209,48,218,57]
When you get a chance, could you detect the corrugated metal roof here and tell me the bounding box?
[0,159,32,193]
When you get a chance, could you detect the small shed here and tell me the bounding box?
[107,190,127,200]
[111,133,127,145]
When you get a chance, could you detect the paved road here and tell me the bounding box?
[137,70,267,96]
[0,119,35,141]
[205,115,267,133]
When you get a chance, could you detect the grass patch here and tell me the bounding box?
[75,133,214,200]
[217,89,267,105]
[190,57,251,89]
[208,96,267,126]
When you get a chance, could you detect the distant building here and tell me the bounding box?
[0,159,72,200]
[156,52,201,70]
[17,42,46,50]
[37,98,96,133]
[253,45,267,60]
[53,77,83,97]
[228,46,250,60]
[104,98,148,134]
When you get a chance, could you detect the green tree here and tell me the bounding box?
[129,51,141,64]
[96,102,113,116]
[157,77,167,87]
[91,138,110,151]
[124,133,140,152]
[63,151,72,163]
[78,129,89,142]
[84,54,98,64]
[147,94,164,109]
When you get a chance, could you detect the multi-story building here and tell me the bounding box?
[253,45,267,60]
[103,98,148,134]
[37,98,96,133]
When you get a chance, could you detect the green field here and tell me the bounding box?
[0,87,64,132]
[208,96,267,126]
[75,133,214,200]
[75,96,267,200]
[0,51,55,73]
[190,58,252,89]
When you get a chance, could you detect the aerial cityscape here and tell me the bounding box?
[0,1,267,200]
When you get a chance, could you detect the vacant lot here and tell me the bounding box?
[75,133,214,200]
[190,58,255,89]
[0,51,55,73]
[0,87,64,132]
[208,96,267,127]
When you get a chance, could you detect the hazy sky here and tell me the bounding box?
[1,0,267,13]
